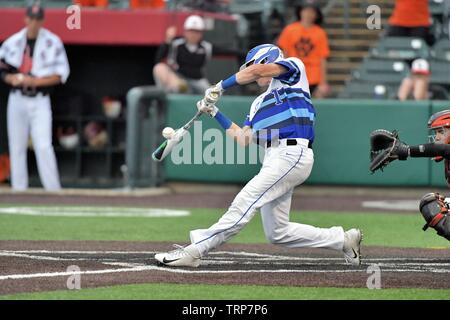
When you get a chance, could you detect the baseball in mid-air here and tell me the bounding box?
[162,127,175,139]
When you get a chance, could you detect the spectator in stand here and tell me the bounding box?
[387,0,434,45]
[73,0,108,7]
[129,0,165,9]
[153,15,209,94]
[153,15,243,94]
[277,1,330,98]
[397,58,430,101]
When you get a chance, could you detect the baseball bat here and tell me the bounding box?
[152,110,203,162]
[152,92,219,162]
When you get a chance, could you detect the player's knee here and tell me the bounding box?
[265,228,287,244]
[419,193,450,241]
[153,63,170,76]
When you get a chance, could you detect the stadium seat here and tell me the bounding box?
[229,0,271,14]
[352,58,409,84]
[430,17,443,41]
[429,84,450,100]
[370,37,430,60]
[432,39,450,61]
[0,0,72,8]
[430,59,450,85]
[45,0,73,8]
[109,0,130,8]
[0,0,27,7]
[338,81,398,99]
[429,0,449,16]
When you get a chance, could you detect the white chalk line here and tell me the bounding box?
[3,251,449,271]
[0,266,154,280]
[1,250,155,255]
[2,250,449,262]
[0,252,86,262]
[1,249,450,280]
[2,250,449,266]
[2,265,450,281]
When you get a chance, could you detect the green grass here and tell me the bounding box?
[1,283,449,300]
[0,204,448,248]
[1,204,449,300]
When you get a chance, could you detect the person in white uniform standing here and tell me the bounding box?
[0,1,70,191]
[155,44,363,267]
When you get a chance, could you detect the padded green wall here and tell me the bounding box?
[309,99,429,186]
[164,95,441,187]
[164,95,260,183]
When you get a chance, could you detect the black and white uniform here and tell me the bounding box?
[155,37,213,94]
[0,27,70,191]
[409,143,450,185]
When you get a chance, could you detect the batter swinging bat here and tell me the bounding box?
[152,93,219,162]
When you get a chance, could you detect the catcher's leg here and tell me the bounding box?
[419,193,450,241]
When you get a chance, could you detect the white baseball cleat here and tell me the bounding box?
[155,244,201,267]
[342,228,363,266]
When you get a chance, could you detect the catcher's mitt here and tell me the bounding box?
[369,129,409,173]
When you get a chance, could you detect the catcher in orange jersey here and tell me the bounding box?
[369,110,450,241]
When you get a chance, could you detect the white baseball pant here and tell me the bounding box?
[7,91,61,191]
[190,138,345,256]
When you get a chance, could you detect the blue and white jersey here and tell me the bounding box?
[243,57,315,143]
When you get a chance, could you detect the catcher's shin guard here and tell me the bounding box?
[419,193,450,241]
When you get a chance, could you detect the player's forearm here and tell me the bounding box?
[33,75,62,87]
[213,112,251,147]
[236,64,284,85]
[226,123,252,147]
[409,143,450,159]
[216,64,286,91]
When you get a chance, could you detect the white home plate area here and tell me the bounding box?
[1,249,450,281]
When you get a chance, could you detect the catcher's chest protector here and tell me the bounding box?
[420,194,450,241]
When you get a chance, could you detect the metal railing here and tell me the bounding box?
[125,86,166,189]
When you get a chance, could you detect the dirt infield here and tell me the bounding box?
[0,186,449,296]
[0,188,430,213]
[1,240,450,295]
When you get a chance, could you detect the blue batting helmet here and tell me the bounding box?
[239,44,284,71]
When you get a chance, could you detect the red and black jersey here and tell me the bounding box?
[409,143,450,186]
